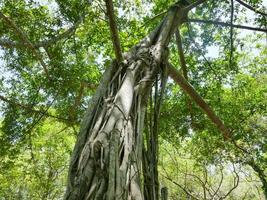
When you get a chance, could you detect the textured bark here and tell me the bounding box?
[64,4,187,200]
[143,72,167,200]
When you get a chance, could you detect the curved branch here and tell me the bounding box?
[188,18,267,33]
[68,80,97,121]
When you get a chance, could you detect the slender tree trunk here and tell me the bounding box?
[161,187,168,200]
[64,4,188,200]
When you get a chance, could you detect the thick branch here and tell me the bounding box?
[68,80,97,121]
[188,18,267,33]
[167,64,231,140]
[235,0,267,17]
[104,0,123,62]
[0,12,50,79]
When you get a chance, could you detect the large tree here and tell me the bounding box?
[0,0,266,199]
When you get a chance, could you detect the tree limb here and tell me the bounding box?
[69,81,96,122]
[219,164,240,199]
[104,0,123,62]
[175,29,188,80]
[188,18,267,33]
[175,29,197,129]
[186,172,212,198]
[25,98,55,133]
[235,0,267,17]
[0,12,50,80]
[142,10,167,27]
[212,166,224,198]
[167,63,231,140]
[161,173,199,200]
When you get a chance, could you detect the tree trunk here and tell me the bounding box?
[64,4,187,200]
[161,187,168,200]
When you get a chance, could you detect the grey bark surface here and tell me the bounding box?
[64,4,188,200]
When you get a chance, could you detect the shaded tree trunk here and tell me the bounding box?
[64,3,188,200]
[161,187,168,200]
